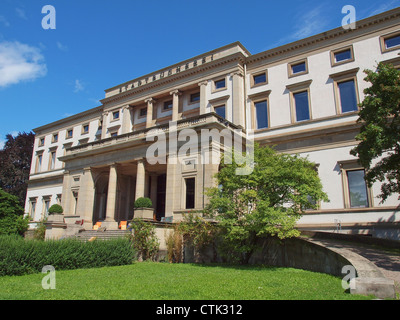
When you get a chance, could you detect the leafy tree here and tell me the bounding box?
[350,62,400,202]
[0,132,34,206]
[0,188,29,236]
[204,144,328,264]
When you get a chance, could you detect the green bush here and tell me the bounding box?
[0,235,136,276]
[133,197,153,209]
[0,188,29,236]
[48,204,63,214]
[128,219,159,261]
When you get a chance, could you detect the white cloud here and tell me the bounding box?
[291,6,329,39]
[0,16,10,27]
[56,41,68,52]
[0,41,47,88]
[15,8,27,20]
[74,79,84,93]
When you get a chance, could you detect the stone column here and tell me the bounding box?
[104,163,118,229]
[76,167,95,229]
[231,71,245,128]
[61,171,72,215]
[101,111,108,139]
[198,81,208,115]
[135,159,145,200]
[145,98,156,128]
[122,105,132,134]
[170,89,182,122]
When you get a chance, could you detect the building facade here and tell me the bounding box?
[26,8,400,239]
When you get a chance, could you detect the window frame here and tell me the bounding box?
[380,31,400,53]
[48,148,57,171]
[52,133,58,144]
[213,77,227,92]
[184,177,196,210]
[248,90,271,131]
[288,59,309,78]
[81,123,90,135]
[214,104,226,119]
[339,160,373,209]
[330,68,360,115]
[66,128,74,140]
[112,110,120,121]
[250,70,268,88]
[286,80,313,123]
[330,45,355,67]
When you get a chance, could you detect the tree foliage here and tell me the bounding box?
[0,188,29,236]
[350,62,400,202]
[204,144,328,264]
[0,132,34,206]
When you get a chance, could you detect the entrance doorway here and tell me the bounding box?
[156,174,166,221]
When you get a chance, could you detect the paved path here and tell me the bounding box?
[309,237,400,296]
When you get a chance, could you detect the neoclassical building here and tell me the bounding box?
[26,8,400,239]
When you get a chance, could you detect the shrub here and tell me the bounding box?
[133,197,152,209]
[165,226,183,263]
[0,235,136,276]
[0,188,29,236]
[128,218,159,261]
[48,204,63,214]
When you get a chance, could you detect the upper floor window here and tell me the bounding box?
[52,133,58,143]
[163,100,173,110]
[214,105,226,119]
[254,100,269,129]
[337,79,358,113]
[66,129,73,139]
[139,108,147,117]
[39,137,45,147]
[251,71,268,87]
[112,110,120,120]
[331,46,354,66]
[293,91,311,122]
[82,124,89,134]
[381,32,400,52]
[190,92,200,103]
[214,78,226,91]
[288,59,308,78]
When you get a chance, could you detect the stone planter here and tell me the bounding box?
[134,207,154,220]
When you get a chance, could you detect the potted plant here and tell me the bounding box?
[133,197,154,220]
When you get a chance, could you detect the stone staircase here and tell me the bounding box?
[74,229,130,241]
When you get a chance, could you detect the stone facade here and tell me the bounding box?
[26,8,400,239]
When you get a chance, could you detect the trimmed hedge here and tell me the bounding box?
[0,235,136,276]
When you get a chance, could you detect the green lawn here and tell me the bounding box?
[0,262,371,300]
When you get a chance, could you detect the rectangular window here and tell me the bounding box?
[185,178,195,209]
[39,137,45,147]
[43,198,51,219]
[214,78,226,90]
[288,59,308,77]
[82,124,89,134]
[163,100,172,110]
[49,151,56,170]
[338,79,358,113]
[214,105,226,119]
[36,154,42,173]
[293,91,310,122]
[385,34,400,50]
[292,62,306,74]
[139,108,147,117]
[254,100,269,129]
[110,131,118,137]
[334,49,352,63]
[66,129,73,139]
[253,72,267,85]
[347,170,369,208]
[52,133,58,143]
[190,92,200,103]
[29,199,37,219]
[112,110,120,120]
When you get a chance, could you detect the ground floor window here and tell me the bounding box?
[185,178,195,209]
[346,169,369,208]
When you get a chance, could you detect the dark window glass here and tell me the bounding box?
[164,100,172,110]
[255,100,268,129]
[253,73,267,85]
[215,79,226,89]
[335,49,352,62]
[293,91,310,122]
[347,170,369,208]
[215,105,226,119]
[190,92,200,102]
[140,108,147,117]
[113,111,119,120]
[338,80,358,113]
[385,35,400,49]
[185,178,195,209]
[291,62,306,74]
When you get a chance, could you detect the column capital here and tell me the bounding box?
[198,80,208,87]
[231,70,244,78]
[144,97,156,104]
[169,89,182,96]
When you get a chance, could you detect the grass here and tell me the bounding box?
[0,262,372,300]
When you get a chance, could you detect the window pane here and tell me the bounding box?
[335,49,352,62]
[292,62,306,74]
[164,100,172,110]
[190,92,200,102]
[253,73,266,85]
[185,178,195,209]
[294,91,310,122]
[255,100,268,129]
[385,35,400,49]
[347,170,369,208]
[338,80,358,113]
[215,79,226,89]
[215,105,225,119]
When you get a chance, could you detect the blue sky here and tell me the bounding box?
[0,0,399,148]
